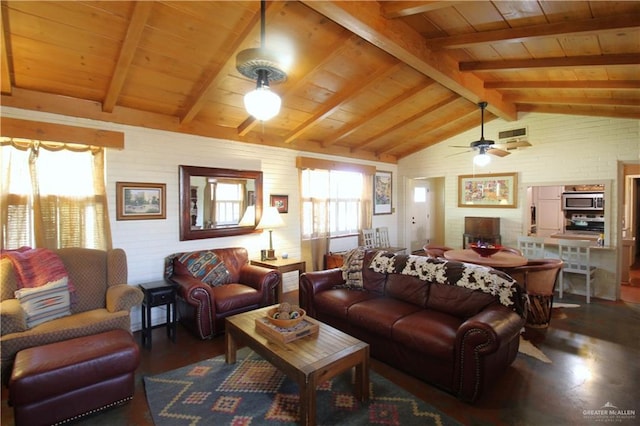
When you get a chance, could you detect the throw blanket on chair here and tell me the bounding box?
[1,247,76,294]
[370,251,525,316]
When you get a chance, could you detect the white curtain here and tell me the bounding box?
[1,139,112,250]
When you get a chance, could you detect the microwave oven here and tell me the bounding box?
[561,191,604,211]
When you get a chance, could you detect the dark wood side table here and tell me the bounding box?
[139,280,177,349]
[250,258,306,302]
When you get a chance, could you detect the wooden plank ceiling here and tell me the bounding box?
[1,1,638,163]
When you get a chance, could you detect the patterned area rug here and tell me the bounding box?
[144,349,462,426]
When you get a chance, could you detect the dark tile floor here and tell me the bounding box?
[2,286,639,425]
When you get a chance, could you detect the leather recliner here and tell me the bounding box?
[166,247,281,339]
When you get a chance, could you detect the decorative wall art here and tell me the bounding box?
[374,171,393,215]
[116,182,166,220]
[270,194,289,213]
[458,172,517,208]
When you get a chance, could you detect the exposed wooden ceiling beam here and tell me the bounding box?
[322,78,436,147]
[1,87,399,163]
[377,99,476,155]
[485,80,640,90]
[508,95,639,107]
[284,59,399,143]
[352,93,460,153]
[1,3,12,95]
[461,54,640,71]
[429,14,640,49]
[381,1,462,19]
[238,31,356,137]
[102,2,152,113]
[301,0,517,121]
[180,3,275,125]
[517,103,640,120]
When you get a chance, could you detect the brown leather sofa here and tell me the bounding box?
[165,247,281,339]
[299,249,526,403]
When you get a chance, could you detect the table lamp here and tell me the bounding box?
[256,206,284,260]
[238,205,256,226]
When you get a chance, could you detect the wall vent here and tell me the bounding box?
[498,127,528,143]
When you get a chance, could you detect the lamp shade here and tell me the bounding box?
[244,87,281,121]
[256,206,284,230]
[238,205,256,226]
[473,153,491,167]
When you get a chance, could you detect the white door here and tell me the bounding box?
[405,178,431,253]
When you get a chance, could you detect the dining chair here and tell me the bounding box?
[377,227,391,248]
[517,235,546,259]
[557,239,596,303]
[361,229,377,248]
[507,259,563,327]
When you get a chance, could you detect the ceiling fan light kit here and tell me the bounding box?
[236,0,286,121]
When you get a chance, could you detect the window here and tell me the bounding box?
[212,182,243,225]
[300,169,364,239]
[1,139,111,250]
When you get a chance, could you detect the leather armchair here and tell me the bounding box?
[166,247,281,339]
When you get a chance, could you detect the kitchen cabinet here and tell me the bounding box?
[533,186,563,237]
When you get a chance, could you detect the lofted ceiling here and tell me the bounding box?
[1,1,639,164]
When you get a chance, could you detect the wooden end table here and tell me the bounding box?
[225,306,369,426]
[250,258,306,302]
[139,280,177,349]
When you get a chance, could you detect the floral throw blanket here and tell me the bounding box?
[369,251,525,316]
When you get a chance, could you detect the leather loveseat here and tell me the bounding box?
[0,248,143,380]
[165,247,281,339]
[299,249,526,403]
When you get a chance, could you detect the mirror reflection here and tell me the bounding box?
[180,166,263,241]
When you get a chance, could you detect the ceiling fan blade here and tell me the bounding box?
[487,148,510,157]
[494,140,532,150]
[445,150,472,158]
[450,145,474,148]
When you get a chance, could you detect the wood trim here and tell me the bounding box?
[296,157,376,175]
[0,117,124,149]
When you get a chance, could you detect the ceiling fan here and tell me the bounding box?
[450,102,511,165]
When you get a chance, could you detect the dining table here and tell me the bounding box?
[443,249,528,269]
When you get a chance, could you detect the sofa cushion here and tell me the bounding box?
[361,250,387,294]
[177,251,230,287]
[14,277,71,328]
[385,274,429,307]
[348,298,422,338]
[314,289,380,320]
[393,310,462,360]
[427,283,498,318]
[211,284,261,312]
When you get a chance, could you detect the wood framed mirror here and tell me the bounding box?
[179,165,263,241]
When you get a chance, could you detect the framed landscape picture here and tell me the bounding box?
[116,182,166,220]
[374,171,392,215]
[458,172,517,208]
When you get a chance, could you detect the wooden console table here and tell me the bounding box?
[250,258,306,302]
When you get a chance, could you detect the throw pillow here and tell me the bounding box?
[340,246,367,289]
[177,251,230,287]
[14,276,71,328]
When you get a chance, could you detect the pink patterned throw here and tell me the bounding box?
[1,247,76,295]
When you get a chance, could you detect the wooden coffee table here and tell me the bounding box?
[225,306,370,426]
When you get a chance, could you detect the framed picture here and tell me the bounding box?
[373,170,392,215]
[270,194,288,213]
[116,182,166,220]
[458,172,517,208]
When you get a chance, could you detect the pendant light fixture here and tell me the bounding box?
[236,0,286,121]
